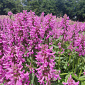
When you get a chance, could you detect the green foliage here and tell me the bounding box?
[51,34,85,84]
[64,0,77,19]
[23,0,85,21]
[23,0,64,16]
[76,0,85,21]
[0,0,23,15]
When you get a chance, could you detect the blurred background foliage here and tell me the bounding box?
[0,0,85,21]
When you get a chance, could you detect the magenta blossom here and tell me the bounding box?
[63,75,79,85]
[83,70,85,75]
[8,11,13,16]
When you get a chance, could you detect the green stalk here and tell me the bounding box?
[72,59,74,72]
[78,57,80,74]
[58,55,60,69]
[69,55,71,66]
[79,68,82,77]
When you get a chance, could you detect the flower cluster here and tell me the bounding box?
[35,44,60,85]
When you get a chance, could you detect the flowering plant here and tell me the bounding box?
[0,10,84,85]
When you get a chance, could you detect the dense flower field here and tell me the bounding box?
[0,10,85,85]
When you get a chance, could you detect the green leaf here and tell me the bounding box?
[55,57,64,60]
[81,81,85,85]
[65,72,73,82]
[56,36,62,41]
[24,51,28,55]
[78,75,85,78]
[52,45,59,49]
[0,84,3,85]
[78,77,85,81]
[72,74,79,80]
[60,73,68,76]
[31,72,35,84]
